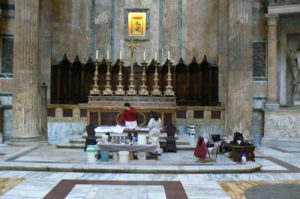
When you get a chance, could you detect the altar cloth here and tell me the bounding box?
[97,143,157,152]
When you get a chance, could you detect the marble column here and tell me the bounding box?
[266,14,279,109]
[0,105,3,143]
[11,0,42,143]
[226,0,253,138]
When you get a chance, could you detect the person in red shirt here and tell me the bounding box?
[118,103,138,128]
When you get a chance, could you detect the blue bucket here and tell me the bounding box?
[100,151,110,161]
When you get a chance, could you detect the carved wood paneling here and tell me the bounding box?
[50,55,219,106]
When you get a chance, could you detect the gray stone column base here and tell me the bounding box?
[9,136,42,145]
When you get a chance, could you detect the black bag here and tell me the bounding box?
[211,134,220,142]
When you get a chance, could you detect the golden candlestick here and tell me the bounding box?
[127,64,137,96]
[164,60,175,96]
[115,60,125,96]
[151,60,162,96]
[138,61,149,96]
[89,60,101,96]
[102,59,113,95]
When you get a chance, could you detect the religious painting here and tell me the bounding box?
[125,8,150,41]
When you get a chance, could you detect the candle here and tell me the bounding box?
[143,51,146,61]
[155,52,157,60]
[168,51,170,60]
[107,50,110,60]
[96,50,99,60]
[120,50,122,60]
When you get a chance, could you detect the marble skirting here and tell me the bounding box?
[48,121,86,142]
[264,107,300,140]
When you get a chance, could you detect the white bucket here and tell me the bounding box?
[119,151,129,163]
[86,147,98,163]
[138,135,147,145]
[137,152,146,160]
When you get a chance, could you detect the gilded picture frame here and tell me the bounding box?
[125,8,150,41]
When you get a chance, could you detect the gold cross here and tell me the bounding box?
[126,39,139,66]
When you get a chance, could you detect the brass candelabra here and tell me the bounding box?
[102,59,113,95]
[126,64,137,96]
[138,61,149,96]
[115,60,125,96]
[151,60,162,96]
[164,60,175,96]
[89,60,101,96]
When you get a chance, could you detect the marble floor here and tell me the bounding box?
[0,141,300,198]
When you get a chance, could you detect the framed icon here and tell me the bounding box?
[125,8,150,41]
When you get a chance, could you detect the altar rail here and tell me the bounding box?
[50,55,219,106]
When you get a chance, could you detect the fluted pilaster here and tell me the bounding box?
[226,0,253,137]
[266,14,279,104]
[11,0,42,142]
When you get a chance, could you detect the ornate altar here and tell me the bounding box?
[50,40,219,126]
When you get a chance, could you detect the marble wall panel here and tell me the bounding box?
[253,42,267,78]
[253,81,267,99]
[251,110,264,141]
[39,0,54,102]
[0,3,15,34]
[163,0,179,62]
[113,0,160,64]
[94,0,112,60]
[51,0,92,64]
[3,108,12,141]
[0,79,13,93]
[182,0,219,62]
[48,121,86,142]
[264,108,300,139]
[252,0,267,41]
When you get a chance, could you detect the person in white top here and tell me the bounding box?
[147,111,162,152]
[147,111,161,137]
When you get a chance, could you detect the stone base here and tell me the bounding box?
[264,106,300,145]
[264,103,280,110]
[9,135,42,145]
[294,100,300,105]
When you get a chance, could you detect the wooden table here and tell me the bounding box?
[228,144,255,161]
